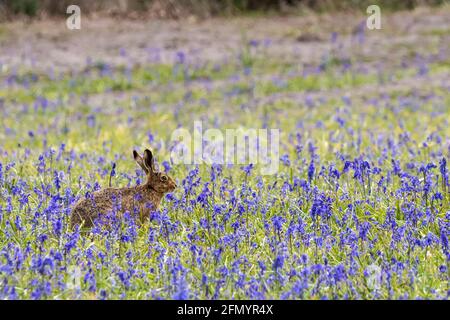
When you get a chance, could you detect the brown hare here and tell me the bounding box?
[70,148,177,229]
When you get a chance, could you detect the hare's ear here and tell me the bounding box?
[143,149,155,173]
[133,150,149,174]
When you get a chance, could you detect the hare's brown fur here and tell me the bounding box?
[70,149,176,229]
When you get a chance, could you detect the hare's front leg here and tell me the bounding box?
[138,202,158,224]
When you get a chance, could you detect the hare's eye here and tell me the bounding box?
[161,175,168,182]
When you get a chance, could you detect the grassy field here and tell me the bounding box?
[0,8,449,299]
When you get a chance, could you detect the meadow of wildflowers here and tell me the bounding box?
[0,9,449,300]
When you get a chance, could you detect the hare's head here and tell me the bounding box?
[133,149,177,193]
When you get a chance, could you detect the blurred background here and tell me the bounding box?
[0,0,449,153]
[0,0,447,19]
